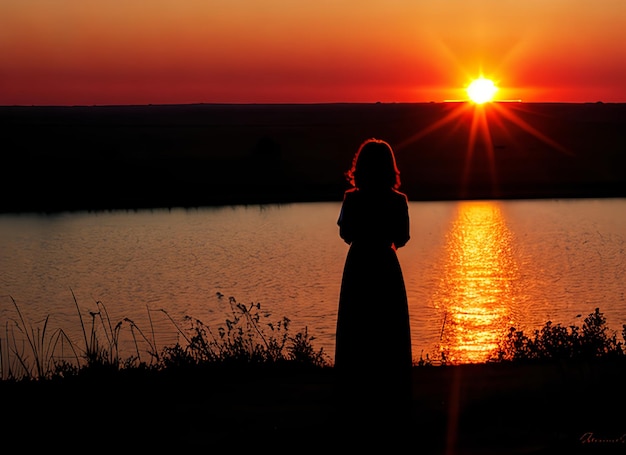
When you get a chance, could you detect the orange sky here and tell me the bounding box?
[2,1,625,105]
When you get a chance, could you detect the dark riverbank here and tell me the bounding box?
[2,361,625,453]
[1,102,625,214]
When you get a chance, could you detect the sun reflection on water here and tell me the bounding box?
[434,201,519,363]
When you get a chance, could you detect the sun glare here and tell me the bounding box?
[466,77,498,104]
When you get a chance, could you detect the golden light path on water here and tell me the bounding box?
[433,201,519,363]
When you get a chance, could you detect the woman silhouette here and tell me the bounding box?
[335,138,412,436]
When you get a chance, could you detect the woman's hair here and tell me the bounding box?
[345,138,401,190]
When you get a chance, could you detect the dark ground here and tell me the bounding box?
[1,102,625,213]
[2,361,625,453]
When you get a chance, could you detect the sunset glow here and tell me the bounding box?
[2,1,626,105]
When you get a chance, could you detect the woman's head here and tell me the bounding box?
[346,138,401,190]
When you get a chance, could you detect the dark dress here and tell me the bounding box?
[334,187,413,433]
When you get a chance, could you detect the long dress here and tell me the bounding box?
[334,187,413,433]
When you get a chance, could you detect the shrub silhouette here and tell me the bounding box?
[493,307,625,362]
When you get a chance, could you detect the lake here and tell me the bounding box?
[1,198,625,367]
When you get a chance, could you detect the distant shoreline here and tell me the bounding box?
[2,102,625,214]
[3,185,626,216]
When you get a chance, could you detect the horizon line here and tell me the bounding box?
[1,100,621,108]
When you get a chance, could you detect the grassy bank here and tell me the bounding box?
[1,351,624,452]
[1,299,625,452]
[3,290,624,382]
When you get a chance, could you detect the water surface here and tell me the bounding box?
[1,199,625,365]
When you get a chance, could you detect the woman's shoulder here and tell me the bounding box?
[342,188,359,200]
[391,189,409,203]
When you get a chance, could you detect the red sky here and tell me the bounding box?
[2,1,625,105]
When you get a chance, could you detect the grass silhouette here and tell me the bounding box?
[1,289,624,383]
[1,290,330,382]
[1,296,625,452]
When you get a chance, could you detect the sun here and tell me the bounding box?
[466,77,498,104]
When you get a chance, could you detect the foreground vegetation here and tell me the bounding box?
[2,295,624,453]
[491,307,626,363]
[1,292,330,382]
[1,291,625,383]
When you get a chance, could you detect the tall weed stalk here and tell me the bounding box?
[4,296,79,380]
